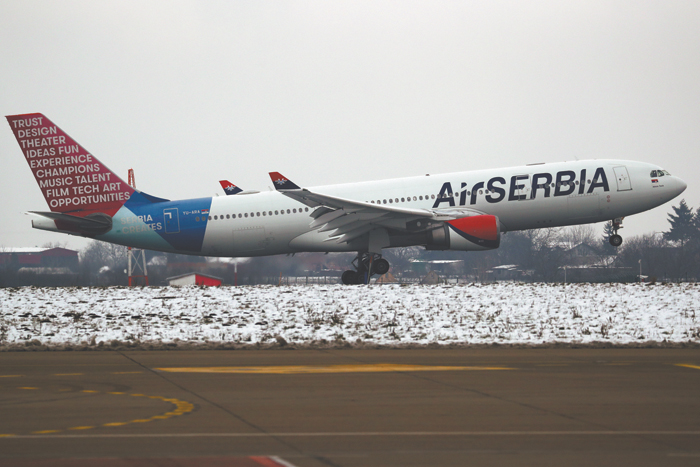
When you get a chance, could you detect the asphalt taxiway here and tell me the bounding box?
[1,348,699,466]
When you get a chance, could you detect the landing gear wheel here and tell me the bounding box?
[609,234,623,247]
[372,258,390,275]
[341,252,392,285]
[341,270,357,285]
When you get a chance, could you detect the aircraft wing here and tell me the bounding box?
[268,172,478,244]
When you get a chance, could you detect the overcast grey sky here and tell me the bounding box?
[2,1,699,252]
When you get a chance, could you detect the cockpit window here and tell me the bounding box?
[651,169,671,178]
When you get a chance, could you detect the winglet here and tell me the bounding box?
[219,180,243,195]
[269,172,301,190]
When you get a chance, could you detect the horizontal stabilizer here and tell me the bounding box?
[30,211,112,236]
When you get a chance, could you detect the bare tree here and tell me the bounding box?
[561,224,597,247]
[79,241,128,285]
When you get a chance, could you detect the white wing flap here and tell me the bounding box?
[279,188,435,243]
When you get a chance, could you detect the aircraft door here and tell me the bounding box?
[163,208,180,233]
[613,166,632,191]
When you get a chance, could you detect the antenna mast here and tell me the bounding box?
[126,168,149,286]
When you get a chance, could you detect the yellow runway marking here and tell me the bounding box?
[8,387,194,436]
[0,375,23,378]
[676,364,700,370]
[156,364,514,374]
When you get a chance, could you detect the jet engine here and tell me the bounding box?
[426,215,500,251]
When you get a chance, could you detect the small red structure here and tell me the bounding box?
[167,272,223,287]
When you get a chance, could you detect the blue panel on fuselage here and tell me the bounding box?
[124,195,212,253]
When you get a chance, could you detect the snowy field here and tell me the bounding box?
[1,283,699,349]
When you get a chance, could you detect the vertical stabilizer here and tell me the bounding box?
[6,113,135,217]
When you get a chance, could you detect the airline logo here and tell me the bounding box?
[269,172,300,190]
[432,168,611,209]
[219,180,242,195]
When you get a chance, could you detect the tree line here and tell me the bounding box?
[2,199,698,286]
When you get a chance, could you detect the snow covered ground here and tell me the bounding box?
[1,283,699,348]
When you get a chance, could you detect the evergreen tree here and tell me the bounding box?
[664,199,696,246]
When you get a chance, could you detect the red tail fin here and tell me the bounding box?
[6,113,135,217]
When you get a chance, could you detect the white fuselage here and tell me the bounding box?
[199,159,685,257]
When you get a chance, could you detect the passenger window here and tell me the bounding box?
[419,196,423,200]
[244,213,248,218]
[287,209,291,214]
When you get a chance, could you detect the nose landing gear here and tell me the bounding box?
[609,217,624,247]
[341,252,390,285]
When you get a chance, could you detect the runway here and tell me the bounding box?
[1,348,699,466]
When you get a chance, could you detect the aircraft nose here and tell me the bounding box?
[676,176,688,194]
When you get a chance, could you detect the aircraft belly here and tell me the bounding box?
[567,193,602,220]
[289,230,357,252]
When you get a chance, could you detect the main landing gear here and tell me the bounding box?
[341,252,390,285]
[609,217,624,247]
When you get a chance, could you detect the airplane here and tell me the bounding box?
[6,113,687,284]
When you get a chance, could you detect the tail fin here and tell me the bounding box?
[219,180,243,195]
[269,172,301,190]
[6,113,135,217]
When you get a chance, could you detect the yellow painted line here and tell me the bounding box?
[0,375,23,378]
[155,364,514,375]
[12,388,194,436]
[112,371,143,374]
[676,364,700,370]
